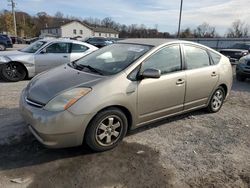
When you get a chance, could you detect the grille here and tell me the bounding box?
[247,61,250,66]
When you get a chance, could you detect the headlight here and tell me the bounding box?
[44,88,91,112]
[0,56,11,64]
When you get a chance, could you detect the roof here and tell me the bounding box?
[90,26,119,34]
[117,38,177,46]
[41,20,119,34]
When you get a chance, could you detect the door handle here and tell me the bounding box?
[63,55,68,58]
[176,79,185,85]
[211,72,217,77]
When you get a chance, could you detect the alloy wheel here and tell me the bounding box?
[95,115,123,147]
[211,90,223,111]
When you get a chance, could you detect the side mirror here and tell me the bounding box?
[141,68,161,79]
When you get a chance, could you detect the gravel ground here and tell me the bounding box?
[0,75,249,188]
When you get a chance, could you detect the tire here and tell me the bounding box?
[0,44,6,51]
[206,87,225,113]
[85,108,128,152]
[0,62,26,82]
[236,74,246,82]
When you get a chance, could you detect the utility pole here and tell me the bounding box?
[8,0,17,41]
[177,0,183,38]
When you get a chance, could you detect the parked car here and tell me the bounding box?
[85,37,113,48]
[0,38,98,81]
[236,54,250,81]
[10,36,26,44]
[218,43,250,63]
[20,39,232,152]
[0,34,13,51]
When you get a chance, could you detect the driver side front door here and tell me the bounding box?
[34,42,71,74]
[137,44,186,125]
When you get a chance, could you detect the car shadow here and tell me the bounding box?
[231,78,250,93]
[0,106,205,172]
[1,135,173,188]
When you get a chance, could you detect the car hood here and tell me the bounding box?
[219,49,248,53]
[0,50,28,56]
[0,50,34,65]
[26,65,104,104]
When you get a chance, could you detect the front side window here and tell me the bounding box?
[184,45,210,70]
[45,43,70,53]
[20,41,46,53]
[141,45,182,75]
[73,44,152,75]
[71,43,89,53]
[73,29,77,34]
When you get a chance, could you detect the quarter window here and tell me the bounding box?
[209,51,221,65]
[80,30,83,34]
[46,43,70,53]
[184,45,210,69]
[141,45,181,75]
[71,43,89,53]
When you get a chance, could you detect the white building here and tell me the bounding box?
[40,21,119,39]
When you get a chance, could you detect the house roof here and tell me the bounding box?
[41,20,119,34]
[90,26,119,34]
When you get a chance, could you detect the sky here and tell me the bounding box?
[0,0,249,35]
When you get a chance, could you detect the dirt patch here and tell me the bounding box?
[0,136,173,188]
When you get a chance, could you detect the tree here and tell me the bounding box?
[194,22,216,38]
[226,20,248,38]
[179,28,194,38]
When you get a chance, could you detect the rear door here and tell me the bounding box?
[34,42,70,73]
[137,44,186,124]
[183,44,219,110]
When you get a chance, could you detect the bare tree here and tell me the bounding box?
[194,22,216,38]
[226,20,248,38]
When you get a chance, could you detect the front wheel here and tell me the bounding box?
[85,108,128,152]
[0,62,26,82]
[206,87,225,113]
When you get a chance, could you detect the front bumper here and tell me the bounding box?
[236,65,250,78]
[19,90,93,148]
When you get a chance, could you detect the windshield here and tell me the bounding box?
[73,43,152,75]
[20,41,47,53]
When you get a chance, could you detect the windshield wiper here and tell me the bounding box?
[72,63,104,75]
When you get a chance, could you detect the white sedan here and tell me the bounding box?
[0,38,98,81]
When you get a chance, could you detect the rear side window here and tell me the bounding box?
[184,45,210,70]
[210,51,221,65]
[142,45,181,75]
[71,43,89,53]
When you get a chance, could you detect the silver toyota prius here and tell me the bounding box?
[19,39,233,152]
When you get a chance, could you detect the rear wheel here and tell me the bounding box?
[207,87,225,113]
[0,62,26,82]
[0,44,6,51]
[85,108,128,152]
[236,74,246,82]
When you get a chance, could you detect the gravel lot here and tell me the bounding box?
[0,74,249,187]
